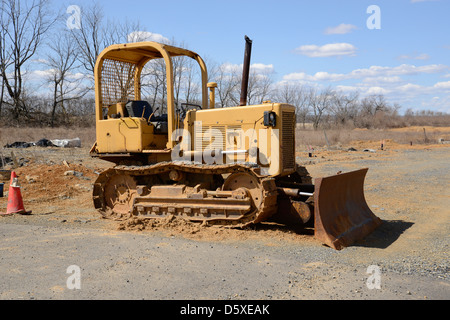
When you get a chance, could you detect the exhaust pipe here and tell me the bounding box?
[239,35,252,106]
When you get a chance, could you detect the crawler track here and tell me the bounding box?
[93,162,278,226]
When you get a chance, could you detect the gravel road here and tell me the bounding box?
[0,144,449,301]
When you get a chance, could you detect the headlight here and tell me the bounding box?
[263,111,276,127]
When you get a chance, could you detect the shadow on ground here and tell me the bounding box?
[252,219,413,249]
[251,222,315,236]
[353,220,414,249]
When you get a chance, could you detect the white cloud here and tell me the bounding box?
[127,31,169,44]
[283,72,312,82]
[426,95,450,113]
[351,64,447,78]
[295,43,357,57]
[283,64,448,84]
[280,63,450,113]
[397,53,430,60]
[336,81,449,112]
[250,63,274,74]
[31,69,55,79]
[335,85,360,93]
[366,86,390,95]
[220,62,240,74]
[324,23,357,35]
[413,53,430,60]
[220,62,274,74]
[31,58,49,64]
[396,83,424,92]
[433,81,450,89]
[313,71,338,81]
[67,72,85,81]
[362,76,403,84]
[26,69,86,82]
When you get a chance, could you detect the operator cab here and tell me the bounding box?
[92,41,208,163]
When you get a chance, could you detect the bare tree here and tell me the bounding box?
[357,94,389,128]
[275,81,296,105]
[0,0,54,120]
[330,90,359,126]
[309,86,334,130]
[44,34,88,127]
[246,69,273,105]
[182,57,201,106]
[276,82,310,127]
[171,40,192,108]
[0,9,8,117]
[212,63,240,108]
[141,58,167,112]
[68,2,103,78]
[69,1,142,82]
[141,49,203,114]
[360,94,388,116]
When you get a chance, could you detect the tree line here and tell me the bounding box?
[0,0,448,129]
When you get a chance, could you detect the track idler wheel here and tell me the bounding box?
[102,173,137,220]
[223,172,263,215]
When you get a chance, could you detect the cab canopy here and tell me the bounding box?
[94,41,208,139]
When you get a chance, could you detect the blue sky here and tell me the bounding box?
[59,0,450,113]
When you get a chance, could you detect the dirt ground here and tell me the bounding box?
[0,130,449,302]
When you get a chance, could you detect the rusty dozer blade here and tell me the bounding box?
[314,168,382,250]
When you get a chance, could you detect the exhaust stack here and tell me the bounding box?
[239,35,252,106]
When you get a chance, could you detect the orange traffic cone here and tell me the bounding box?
[0,171,31,216]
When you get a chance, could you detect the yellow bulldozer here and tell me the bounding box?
[90,37,382,250]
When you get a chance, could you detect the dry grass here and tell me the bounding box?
[0,126,96,147]
[296,126,450,148]
[1,125,449,152]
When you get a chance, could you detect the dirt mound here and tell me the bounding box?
[9,162,97,205]
[388,126,450,133]
[118,215,204,235]
[117,214,316,245]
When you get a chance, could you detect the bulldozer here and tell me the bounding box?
[90,37,382,250]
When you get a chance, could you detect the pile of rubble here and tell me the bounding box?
[3,137,81,149]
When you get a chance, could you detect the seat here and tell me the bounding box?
[125,100,169,133]
[125,100,153,120]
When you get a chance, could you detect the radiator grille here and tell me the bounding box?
[282,111,295,171]
[195,124,227,151]
[210,125,226,150]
